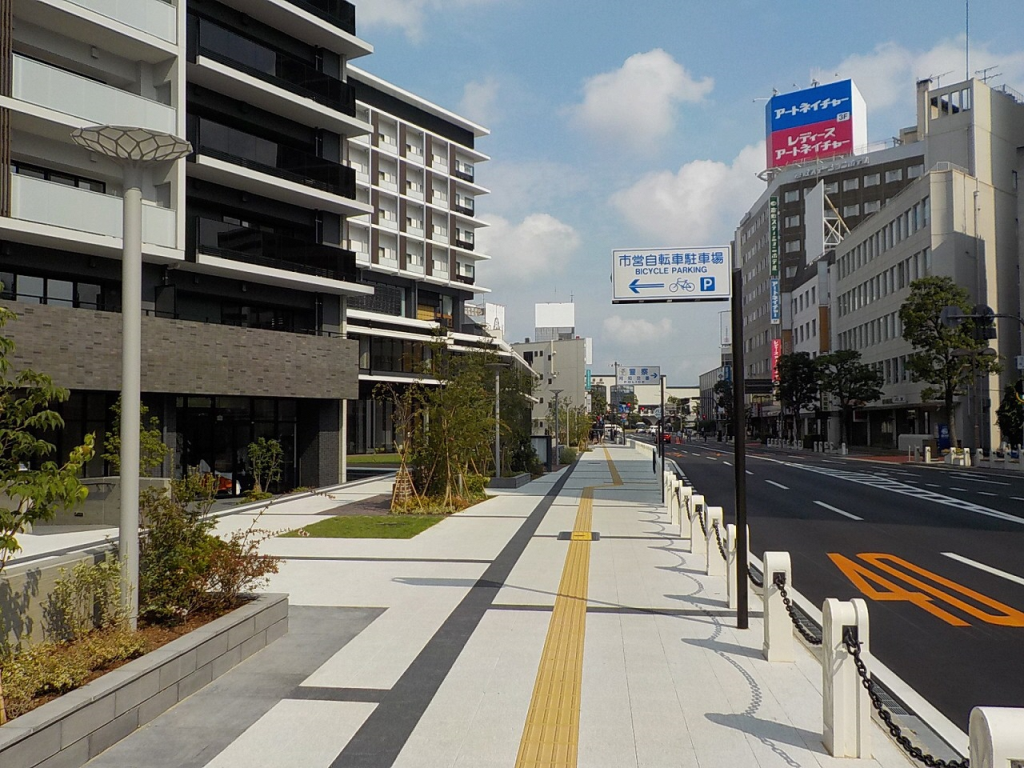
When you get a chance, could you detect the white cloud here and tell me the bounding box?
[459,77,501,126]
[475,213,581,286]
[358,0,497,41]
[609,142,765,244]
[603,315,673,344]
[568,49,713,149]
[812,38,1024,124]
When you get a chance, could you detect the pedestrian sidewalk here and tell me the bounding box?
[78,446,917,768]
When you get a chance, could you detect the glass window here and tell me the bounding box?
[48,279,74,307]
[885,168,904,183]
[864,173,880,187]
[17,275,44,303]
[843,177,859,191]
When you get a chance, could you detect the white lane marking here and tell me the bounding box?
[746,470,754,476]
[759,456,1024,526]
[978,492,998,497]
[813,500,863,521]
[723,461,732,466]
[950,487,968,492]
[949,474,1011,486]
[766,480,789,490]
[1014,497,1024,502]
[942,552,1024,587]
[926,484,942,488]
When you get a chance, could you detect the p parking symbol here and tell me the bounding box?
[700,277,715,292]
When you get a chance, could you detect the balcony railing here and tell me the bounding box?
[192,216,359,282]
[12,55,176,134]
[189,16,355,115]
[454,274,475,286]
[453,202,475,216]
[188,117,355,197]
[454,167,475,183]
[67,0,176,43]
[454,237,475,251]
[284,0,356,35]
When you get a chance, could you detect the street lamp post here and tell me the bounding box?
[486,362,508,477]
[71,126,192,629]
[551,389,564,466]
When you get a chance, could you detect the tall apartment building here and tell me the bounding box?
[342,67,496,454]
[1,0,373,490]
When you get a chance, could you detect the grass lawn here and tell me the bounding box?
[281,514,445,538]
[347,453,401,464]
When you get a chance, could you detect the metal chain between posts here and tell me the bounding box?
[712,522,728,561]
[747,566,764,589]
[773,573,822,646]
[842,629,969,768]
[698,508,707,536]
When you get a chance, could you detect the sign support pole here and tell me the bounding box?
[660,374,666,504]
[731,267,749,630]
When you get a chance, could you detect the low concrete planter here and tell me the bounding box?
[488,473,531,489]
[0,593,288,768]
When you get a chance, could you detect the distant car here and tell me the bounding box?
[661,430,672,443]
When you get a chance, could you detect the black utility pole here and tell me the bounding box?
[660,374,667,503]
[731,267,749,629]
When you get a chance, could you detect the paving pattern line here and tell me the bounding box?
[515,448,622,767]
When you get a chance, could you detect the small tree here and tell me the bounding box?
[995,383,1024,448]
[900,276,999,447]
[102,396,170,477]
[775,352,819,441]
[817,349,884,446]
[1,302,95,570]
[247,438,283,497]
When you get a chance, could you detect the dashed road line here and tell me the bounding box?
[813,500,863,521]
[765,480,789,490]
[942,552,1024,587]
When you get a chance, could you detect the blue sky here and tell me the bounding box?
[355,0,1024,384]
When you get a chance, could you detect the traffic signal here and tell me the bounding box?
[971,304,996,341]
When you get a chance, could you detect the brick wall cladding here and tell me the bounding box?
[1,301,359,399]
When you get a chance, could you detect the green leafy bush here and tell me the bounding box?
[558,447,578,465]
[43,558,125,643]
[139,473,279,623]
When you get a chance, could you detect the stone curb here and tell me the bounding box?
[0,593,289,768]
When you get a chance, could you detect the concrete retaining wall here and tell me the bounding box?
[0,593,288,768]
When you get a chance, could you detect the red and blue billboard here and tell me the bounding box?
[765,80,866,169]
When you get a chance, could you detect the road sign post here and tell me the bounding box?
[731,267,749,630]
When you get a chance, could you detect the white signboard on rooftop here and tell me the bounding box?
[612,246,732,303]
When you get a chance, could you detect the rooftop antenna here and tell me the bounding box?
[929,70,953,87]
[965,0,970,81]
[976,65,1001,83]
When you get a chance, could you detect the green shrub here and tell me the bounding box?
[43,557,125,643]
[139,474,279,623]
[558,447,578,465]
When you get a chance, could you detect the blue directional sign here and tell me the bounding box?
[612,246,732,303]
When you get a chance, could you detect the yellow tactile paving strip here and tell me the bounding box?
[515,448,622,767]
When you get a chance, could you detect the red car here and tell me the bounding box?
[660,430,672,443]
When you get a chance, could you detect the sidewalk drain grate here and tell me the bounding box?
[557,531,600,541]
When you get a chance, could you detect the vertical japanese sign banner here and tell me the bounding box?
[769,196,779,278]
[771,338,783,382]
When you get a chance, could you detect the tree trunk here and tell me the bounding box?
[946,389,957,448]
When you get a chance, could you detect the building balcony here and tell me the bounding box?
[453,202,474,217]
[454,236,475,251]
[192,216,359,282]
[11,54,176,134]
[454,167,475,183]
[10,174,177,249]
[285,0,355,34]
[214,0,370,59]
[454,274,475,286]
[63,0,177,43]
[188,16,355,116]
[187,116,357,199]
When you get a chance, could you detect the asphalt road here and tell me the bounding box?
[649,437,1024,736]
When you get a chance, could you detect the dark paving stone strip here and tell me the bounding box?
[288,687,389,703]
[84,606,384,768]
[330,466,578,768]
[487,604,764,618]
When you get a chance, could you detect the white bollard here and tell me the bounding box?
[705,507,726,577]
[823,597,871,758]
[976,448,985,467]
[964,449,972,468]
[678,484,692,536]
[925,446,932,463]
[726,523,737,609]
[690,494,706,555]
[840,442,848,456]
[969,706,1024,768]
[762,552,794,662]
